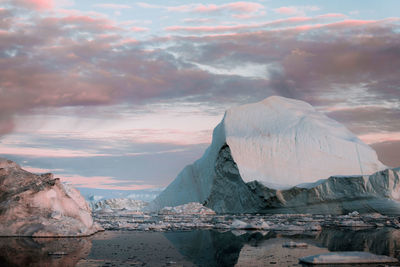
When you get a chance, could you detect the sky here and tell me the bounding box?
[0,0,399,192]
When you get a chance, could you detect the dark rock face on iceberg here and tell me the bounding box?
[205,145,261,213]
[0,158,102,236]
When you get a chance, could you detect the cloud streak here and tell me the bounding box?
[137,1,265,18]
[60,174,155,190]
[274,5,320,16]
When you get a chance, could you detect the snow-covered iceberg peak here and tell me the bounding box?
[150,96,386,212]
[223,96,385,188]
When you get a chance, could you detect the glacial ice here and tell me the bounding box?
[150,96,388,213]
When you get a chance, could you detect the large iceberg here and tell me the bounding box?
[0,158,102,236]
[150,96,388,213]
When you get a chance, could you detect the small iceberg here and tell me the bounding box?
[282,241,308,248]
[299,251,398,265]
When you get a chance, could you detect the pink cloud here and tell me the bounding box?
[191,2,264,13]
[274,6,299,15]
[94,4,131,9]
[134,129,212,145]
[223,2,264,13]
[131,26,149,32]
[183,18,215,24]
[166,24,253,33]
[22,166,65,173]
[136,2,162,9]
[0,147,112,158]
[165,17,315,33]
[326,19,378,28]
[165,16,383,34]
[317,13,347,19]
[165,2,265,18]
[16,0,54,10]
[274,5,320,16]
[359,132,400,144]
[60,174,156,190]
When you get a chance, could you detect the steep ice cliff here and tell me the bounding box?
[248,168,400,215]
[150,96,387,213]
[0,158,102,236]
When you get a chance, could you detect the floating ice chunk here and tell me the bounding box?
[159,202,216,215]
[299,251,398,264]
[231,219,251,229]
[348,211,359,216]
[338,220,374,228]
[282,241,308,248]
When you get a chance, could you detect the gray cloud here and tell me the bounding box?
[0,3,399,172]
[371,141,400,168]
[0,6,272,135]
[168,19,400,138]
[326,107,400,134]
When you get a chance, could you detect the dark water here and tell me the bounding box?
[1,228,400,267]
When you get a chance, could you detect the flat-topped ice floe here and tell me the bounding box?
[299,251,398,264]
[149,96,389,213]
[0,158,102,237]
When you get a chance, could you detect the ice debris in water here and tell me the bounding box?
[282,241,308,248]
[159,202,216,215]
[300,251,398,264]
[92,203,400,232]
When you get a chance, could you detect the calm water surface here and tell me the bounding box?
[1,228,400,267]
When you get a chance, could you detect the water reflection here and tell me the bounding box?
[165,229,400,266]
[318,228,400,259]
[0,237,91,267]
[1,228,400,266]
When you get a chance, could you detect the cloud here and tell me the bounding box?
[371,141,400,168]
[164,16,347,33]
[166,24,254,33]
[60,174,156,190]
[188,2,264,14]
[94,3,131,9]
[0,147,112,158]
[137,2,265,18]
[183,18,215,24]
[0,2,399,173]
[131,26,149,32]
[14,0,54,10]
[317,13,347,19]
[136,2,162,9]
[274,5,320,16]
[21,166,65,173]
[165,18,400,142]
[326,107,400,136]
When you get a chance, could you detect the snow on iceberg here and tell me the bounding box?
[149,96,387,213]
[0,158,102,236]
